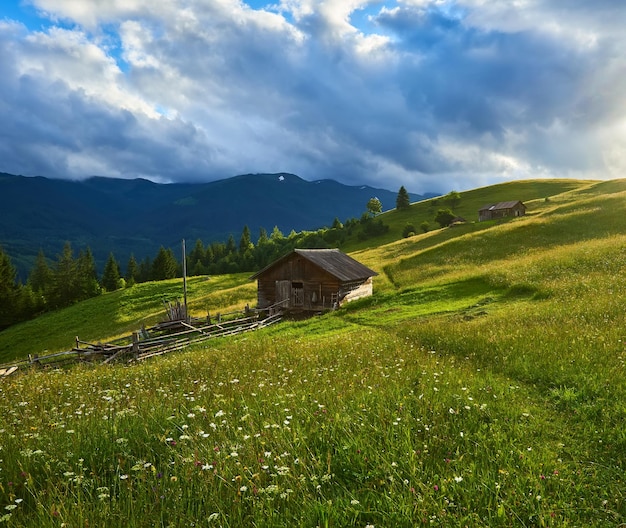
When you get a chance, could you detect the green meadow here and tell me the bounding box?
[1,179,626,526]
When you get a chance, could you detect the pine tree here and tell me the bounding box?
[239,225,252,253]
[152,247,178,280]
[50,242,78,308]
[138,256,152,283]
[226,235,237,255]
[0,246,20,329]
[270,226,284,241]
[188,240,205,269]
[396,186,411,210]
[28,249,52,296]
[102,253,121,291]
[125,254,138,286]
[257,227,268,246]
[77,247,100,299]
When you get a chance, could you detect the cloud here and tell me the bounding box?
[0,0,624,193]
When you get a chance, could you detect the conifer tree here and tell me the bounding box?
[50,242,78,308]
[152,247,178,280]
[0,246,19,329]
[102,253,121,291]
[226,235,237,255]
[125,254,138,286]
[28,249,52,297]
[138,256,152,283]
[239,225,252,253]
[77,247,100,299]
[396,186,411,210]
[270,226,284,241]
[188,240,205,267]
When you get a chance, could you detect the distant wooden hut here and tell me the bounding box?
[478,201,526,222]
[250,249,378,313]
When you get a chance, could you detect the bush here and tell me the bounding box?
[434,208,456,228]
[402,224,416,238]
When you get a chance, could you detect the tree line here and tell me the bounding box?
[0,199,391,331]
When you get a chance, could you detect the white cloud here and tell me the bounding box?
[0,0,625,193]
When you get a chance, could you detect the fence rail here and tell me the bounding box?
[0,310,282,377]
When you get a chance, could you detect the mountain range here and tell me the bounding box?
[0,172,431,277]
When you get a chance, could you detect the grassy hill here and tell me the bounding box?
[1,178,626,526]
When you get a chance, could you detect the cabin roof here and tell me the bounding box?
[478,200,525,212]
[249,249,378,282]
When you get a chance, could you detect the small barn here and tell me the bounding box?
[478,201,526,222]
[250,249,378,313]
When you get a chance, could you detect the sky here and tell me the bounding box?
[1,1,625,194]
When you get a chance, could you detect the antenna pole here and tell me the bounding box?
[182,239,188,322]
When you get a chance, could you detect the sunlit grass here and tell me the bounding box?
[0,274,255,362]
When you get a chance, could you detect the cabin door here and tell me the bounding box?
[276,280,291,308]
[292,282,304,307]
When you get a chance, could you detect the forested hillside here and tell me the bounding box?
[0,172,428,278]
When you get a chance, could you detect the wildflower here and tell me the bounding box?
[240,485,247,492]
[4,505,17,511]
[454,476,463,483]
[351,499,360,505]
[433,484,439,491]
[215,410,225,417]
[208,513,219,522]
[120,474,129,480]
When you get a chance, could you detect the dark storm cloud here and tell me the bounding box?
[0,0,624,193]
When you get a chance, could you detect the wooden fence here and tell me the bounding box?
[0,309,282,377]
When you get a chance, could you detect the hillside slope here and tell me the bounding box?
[2,178,626,526]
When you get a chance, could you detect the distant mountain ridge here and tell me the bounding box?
[0,172,431,277]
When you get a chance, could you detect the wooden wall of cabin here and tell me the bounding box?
[254,254,373,311]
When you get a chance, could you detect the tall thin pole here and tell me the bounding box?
[182,239,188,322]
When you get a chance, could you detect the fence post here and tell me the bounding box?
[132,332,139,359]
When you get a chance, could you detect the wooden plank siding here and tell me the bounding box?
[250,249,377,312]
[478,201,526,222]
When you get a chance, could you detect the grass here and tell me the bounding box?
[2,178,626,526]
[0,274,255,363]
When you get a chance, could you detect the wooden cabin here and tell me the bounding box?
[249,249,378,313]
[478,200,526,222]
